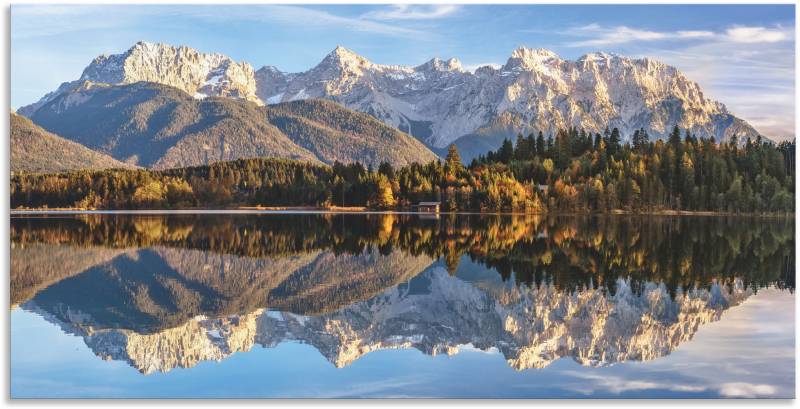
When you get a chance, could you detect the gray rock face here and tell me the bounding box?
[19,41,261,116]
[258,46,761,149]
[19,42,761,153]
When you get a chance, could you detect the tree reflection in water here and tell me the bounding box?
[10,213,794,373]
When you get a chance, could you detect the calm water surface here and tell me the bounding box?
[10,213,795,398]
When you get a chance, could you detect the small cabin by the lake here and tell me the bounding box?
[536,184,549,195]
[413,201,440,213]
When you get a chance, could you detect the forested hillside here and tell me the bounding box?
[473,126,794,213]
[11,125,794,214]
[267,99,439,167]
[26,82,438,169]
[11,113,133,173]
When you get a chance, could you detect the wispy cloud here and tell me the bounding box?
[362,5,460,20]
[561,371,779,398]
[11,4,429,40]
[719,383,777,398]
[558,371,708,396]
[724,26,789,43]
[566,23,790,47]
[567,24,714,47]
[166,5,430,39]
[11,5,140,39]
[677,30,717,39]
[245,5,426,39]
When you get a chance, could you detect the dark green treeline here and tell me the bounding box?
[11,125,795,213]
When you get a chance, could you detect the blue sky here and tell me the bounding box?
[11,4,796,139]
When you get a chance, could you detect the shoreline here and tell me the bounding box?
[10,206,794,217]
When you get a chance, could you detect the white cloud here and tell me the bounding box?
[725,26,789,43]
[180,5,427,39]
[11,5,429,40]
[567,25,714,47]
[718,383,777,398]
[559,371,707,395]
[563,373,778,398]
[362,5,460,20]
[251,5,426,38]
[566,23,789,47]
[676,30,715,39]
[11,5,143,39]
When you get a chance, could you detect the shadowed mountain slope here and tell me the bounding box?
[27,82,437,169]
[11,113,134,173]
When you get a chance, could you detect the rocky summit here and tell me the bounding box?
[18,41,260,117]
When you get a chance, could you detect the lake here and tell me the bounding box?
[10,212,795,398]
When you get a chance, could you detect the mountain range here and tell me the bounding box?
[20,263,752,374]
[20,81,437,169]
[19,41,763,162]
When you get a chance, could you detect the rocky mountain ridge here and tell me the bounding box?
[22,267,754,374]
[18,41,260,117]
[18,41,762,159]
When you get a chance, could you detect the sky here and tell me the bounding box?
[10,4,796,140]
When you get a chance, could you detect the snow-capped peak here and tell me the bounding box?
[322,46,372,69]
[52,41,262,106]
[511,46,560,60]
[131,40,158,52]
[260,65,284,74]
[20,42,762,152]
[579,51,621,61]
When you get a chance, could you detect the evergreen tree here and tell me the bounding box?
[632,128,649,152]
[514,133,528,160]
[498,138,514,163]
[525,133,537,157]
[608,128,621,155]
[378,162,395,179]
[536,131,546,156]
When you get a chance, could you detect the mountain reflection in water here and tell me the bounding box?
[11,213,795,375]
